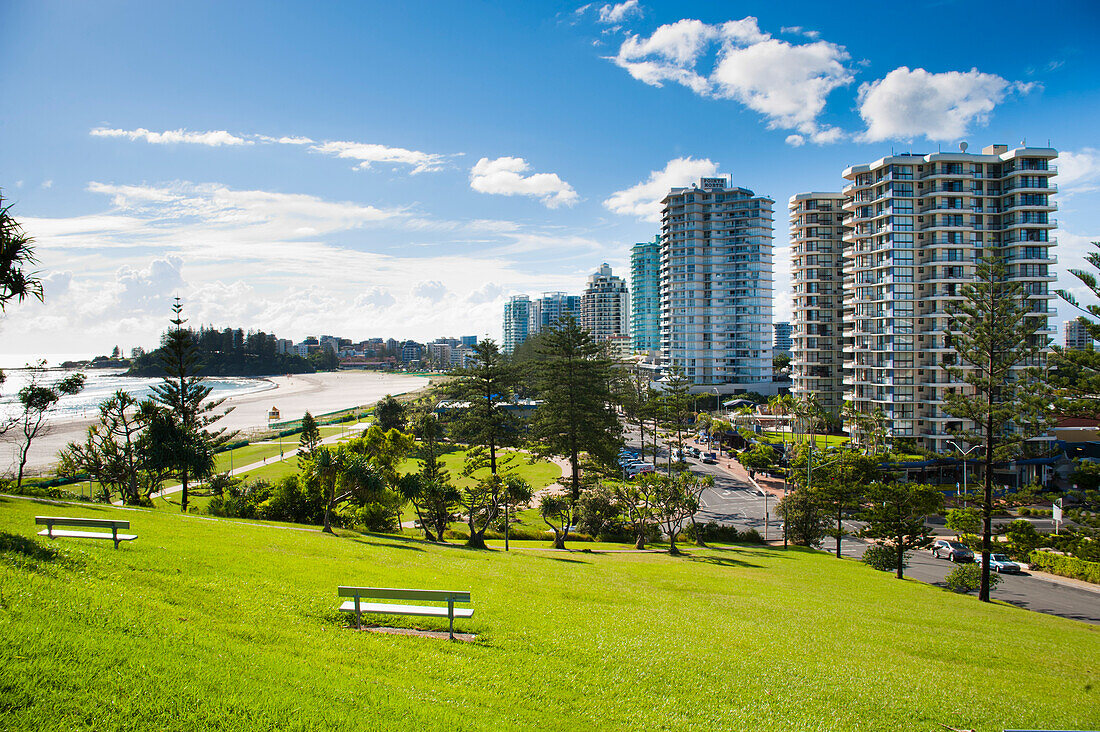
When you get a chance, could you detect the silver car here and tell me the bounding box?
[975,553,1023,573]
[931,539,974,562]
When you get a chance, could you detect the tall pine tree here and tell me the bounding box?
[151,297,233,512]
[530,315,621,547]
[942,250,1051,602]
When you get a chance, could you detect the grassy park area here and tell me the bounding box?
[1,496,1097,731]
[759,430,849,449]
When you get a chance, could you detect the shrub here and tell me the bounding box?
[862,544,902,572]
[575,487,625,539]
[684,521,766,545]
[208,480,273,519]
[945,563,1000,593]
[1028,550,1100,584]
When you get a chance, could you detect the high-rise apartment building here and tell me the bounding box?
[502,295,530,354]
[790,144,1057,452]
[631,237,661,354]
[773,322,793,354]
[581,263,630,357]
[789,192,848,410]
[529,292,581,337]
[659,176,774,390]
[1065,318,1093,351]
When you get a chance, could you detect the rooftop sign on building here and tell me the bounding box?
[700,177,728,190]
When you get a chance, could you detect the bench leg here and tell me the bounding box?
[112,527,119,550]
[47,522,54,539]
[355,596,361,630]
[448,600,454,641]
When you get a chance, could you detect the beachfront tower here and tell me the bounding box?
[502,295,531,354]
[659,175,774,392]
[631,237,661,354]
[581,263,631,358]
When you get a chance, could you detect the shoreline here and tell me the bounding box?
[3,370,431,475]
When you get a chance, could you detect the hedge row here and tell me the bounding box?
[1029,550,1100,584]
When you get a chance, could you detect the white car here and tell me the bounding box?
[974,553,1023,573]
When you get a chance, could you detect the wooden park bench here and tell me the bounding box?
[338,586,473,640]
[35,516,136,550]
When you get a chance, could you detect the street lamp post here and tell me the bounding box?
[948,441,981,508]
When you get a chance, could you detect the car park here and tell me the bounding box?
[931,539,974,562]
[974,553,1023,573]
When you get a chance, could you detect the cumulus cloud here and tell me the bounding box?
[115,256,186,312]
[604,156,719,222]
[465,282,504,305]
[610,17,850,143]
[1056,148,1100,195]
[42,271,72,299]
[598,0,641,24]
[469,157,579,208]
[411,280,448,302]
[91,127,252,146]
[310,140,450,174]
[354,286,396,309]
[857,67,1027,142]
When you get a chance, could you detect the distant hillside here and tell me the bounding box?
[127,326,316,377]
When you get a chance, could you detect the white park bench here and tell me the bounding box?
[35,516,136,550]
[338,586,473,640]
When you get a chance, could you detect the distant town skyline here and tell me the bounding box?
[1,1,1098,356]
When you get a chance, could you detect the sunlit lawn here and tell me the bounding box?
[1,496,1096,731]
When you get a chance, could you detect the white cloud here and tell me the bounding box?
[310,140,450,174]
[354,286,396,309]
[91,126,252,146]
[604,156,719,221]
[610,17,851,143]
[411,280,448,302]
[785,134,805,147]
[41,180,53,189]
[711,37,850,141]
[89,126,451,175]
[1056,148,1100,195]
[857,67,1026,142]
[469,157,579,208]
[1,179,610,352]
[598,0,641,24]
[780,26,820,40]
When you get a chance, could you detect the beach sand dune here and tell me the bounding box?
[4,371,430,475]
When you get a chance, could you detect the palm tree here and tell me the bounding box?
[768,394,795,447]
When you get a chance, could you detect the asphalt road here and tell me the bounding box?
[622,428,1100,625]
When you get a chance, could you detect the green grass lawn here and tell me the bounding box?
[1,495,1096,731]
[760,430,849,449]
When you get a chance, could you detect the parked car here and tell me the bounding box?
[625,462,655,477]
[931,539,974,562]
[702,452,718,464]
[974,553,1023,573]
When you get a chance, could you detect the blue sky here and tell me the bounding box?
[1,0,1098,356]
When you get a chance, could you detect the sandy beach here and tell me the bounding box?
[4,370,430,475]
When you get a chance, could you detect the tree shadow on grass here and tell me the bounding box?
[0,530,85,577]
[351,537,426,552]
[541,554,590,564]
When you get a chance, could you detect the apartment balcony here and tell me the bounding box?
[1003,180,1058,193]
[1002,199,1058,213]
[1003,251,1057,264]
[1003,164,1057,175]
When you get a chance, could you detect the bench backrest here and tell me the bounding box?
[338,586,471,603]
[35,516,130,530]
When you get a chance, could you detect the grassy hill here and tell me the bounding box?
[1,495,1097,731]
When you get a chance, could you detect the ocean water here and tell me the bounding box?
[0,356,272,424]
